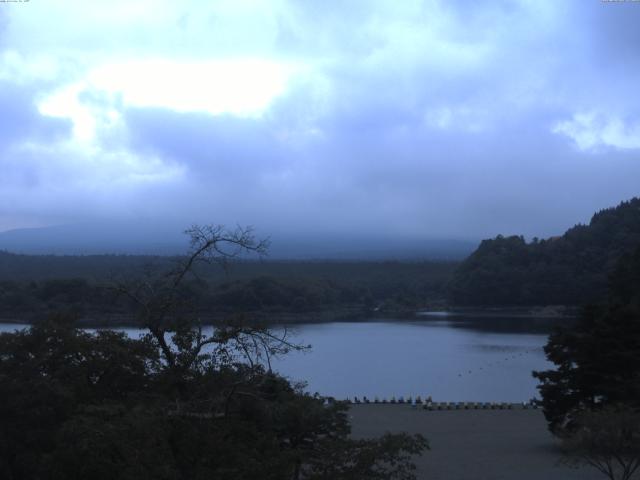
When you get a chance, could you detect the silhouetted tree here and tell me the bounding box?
[561,406,640,480]
[533,246,640,433]
[0,225,428,479]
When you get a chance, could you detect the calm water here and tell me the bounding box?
[0,316,557,402]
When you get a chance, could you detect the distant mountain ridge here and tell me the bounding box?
[0,221,475,260]
[449,197,640,306]
[0,222,188,255]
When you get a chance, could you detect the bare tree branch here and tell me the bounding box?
[111,224,305,375]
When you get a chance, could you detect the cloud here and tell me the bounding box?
[124,107,289,182]
[553,113,640,152]
[1,0,640,242]
[59,59,293,117]
[0,80,70,148]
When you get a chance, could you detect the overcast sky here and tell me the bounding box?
[1,0,639,242]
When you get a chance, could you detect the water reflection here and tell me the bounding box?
[415,314,574,334]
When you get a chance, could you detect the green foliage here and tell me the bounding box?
[533,245,640,433]
[609,247,640,309]
[450,197,640,305]
[0,318,427,479]
[0,316,157,480]
[302,432,428,480]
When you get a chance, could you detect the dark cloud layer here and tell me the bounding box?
[0,1,639,249]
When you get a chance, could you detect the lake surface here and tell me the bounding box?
[0,316,558,402]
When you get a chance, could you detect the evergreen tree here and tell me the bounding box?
[533,245,640,433]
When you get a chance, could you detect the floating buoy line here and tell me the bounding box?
[454,348,536,378]
[323,347,542,410]
[341,396,539,410]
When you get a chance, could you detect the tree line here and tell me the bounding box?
[0,258,455,324]
[449,198,640,306]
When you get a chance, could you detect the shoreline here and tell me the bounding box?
[0,304,578,328]
[418,305,579,319]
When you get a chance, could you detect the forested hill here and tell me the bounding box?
[449,197,640,306]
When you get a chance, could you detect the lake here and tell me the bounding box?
[0,315,558,402]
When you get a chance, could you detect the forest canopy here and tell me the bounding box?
[449,198,640,306]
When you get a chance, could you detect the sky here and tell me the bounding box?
[1,0,639,245]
